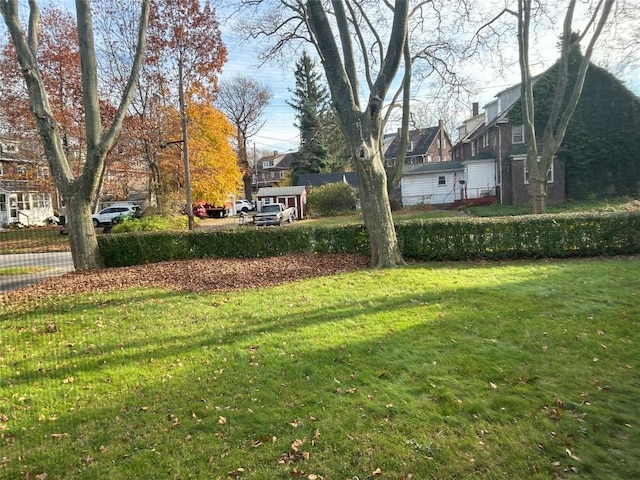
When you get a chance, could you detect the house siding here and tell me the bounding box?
[401,171,460,206]
[465,160,497,198]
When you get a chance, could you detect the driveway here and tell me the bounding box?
[0,252,75,293]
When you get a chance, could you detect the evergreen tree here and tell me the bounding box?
[287,51,330,179]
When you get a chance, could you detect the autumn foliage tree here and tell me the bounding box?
[0,0,150,269]
[186,101,242,204]
[0,6,85,165]
[92,0,229,215]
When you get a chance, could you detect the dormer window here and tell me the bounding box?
[1,142,18,154]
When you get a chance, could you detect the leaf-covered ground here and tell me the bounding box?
[1,253,370,305]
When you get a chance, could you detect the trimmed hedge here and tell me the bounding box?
[97,211,640,267]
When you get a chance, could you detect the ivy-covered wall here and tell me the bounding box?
[509,51,640,200]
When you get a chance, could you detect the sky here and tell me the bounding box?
[216,3,640,156]
[8,1,640,156]
[217,36,300,157]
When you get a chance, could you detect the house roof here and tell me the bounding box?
[257,186,306,197]
[296,172,358,188]
[403,160,464,175]
[257,152,296,170]
[385,126,440,160]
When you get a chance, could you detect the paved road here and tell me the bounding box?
[0,252,75,293]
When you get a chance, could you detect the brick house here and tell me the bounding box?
[452,84,564,206]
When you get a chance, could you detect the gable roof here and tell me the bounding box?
[385,126,440,160]
[258,152,297,170]
[256,186,306,197]
[296,172,358,188]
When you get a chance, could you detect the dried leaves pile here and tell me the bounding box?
[2,253,370,305]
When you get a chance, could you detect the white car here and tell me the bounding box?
[234,199,255,213]
[92,205,141,227]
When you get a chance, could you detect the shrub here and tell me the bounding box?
[307,182,357,216]
[98,210,640,267]
[111,214,190,233]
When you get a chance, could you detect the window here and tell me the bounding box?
[0,194,5,211]
[471,140,477,157]
[37,166,49,179]
[0,162,3,176]
[482,132,489,148]
[524,158,554,184]
[262,160,273,168]
[512,124,524,144]
[17,193,31,210]
[438,175,446,185]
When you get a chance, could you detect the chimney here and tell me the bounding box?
[472,102,479,117]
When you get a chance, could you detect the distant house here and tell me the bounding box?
[384,121,453,169]
[256,185,307,220]
[452,82,564,206]
[0,139,56,227]
[452,54,640,206]
[253,151,296,190]
[383,121,456,207]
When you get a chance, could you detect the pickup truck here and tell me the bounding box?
[254,203,296,226]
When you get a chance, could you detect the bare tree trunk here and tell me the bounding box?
[306,0,407,267]
[516,0,614,214]
[66,194,103,268]
[1,0,150,269]
[352,138,403,267]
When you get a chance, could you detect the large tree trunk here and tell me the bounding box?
[529,176,547,214]
[1,0,149,270]
[66,194,103,269]
[352,137,403,267]
[305,0,408,267]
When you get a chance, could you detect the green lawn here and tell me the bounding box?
[0,266,49,276]
[1,256,638,479]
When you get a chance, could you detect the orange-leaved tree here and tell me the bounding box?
[187,101,242,205]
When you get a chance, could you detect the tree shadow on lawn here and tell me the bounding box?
[3,259,639,478]
[2,263,562,388]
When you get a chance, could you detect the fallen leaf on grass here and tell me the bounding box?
[566,448,580,461]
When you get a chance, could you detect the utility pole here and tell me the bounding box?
[178,53,194,230]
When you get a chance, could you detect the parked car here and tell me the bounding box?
[254,203,296,226]
[234,199,255,213]
[92,205,142,227]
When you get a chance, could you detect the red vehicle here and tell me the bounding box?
[189,202,230,219]
[192,204,208,219]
